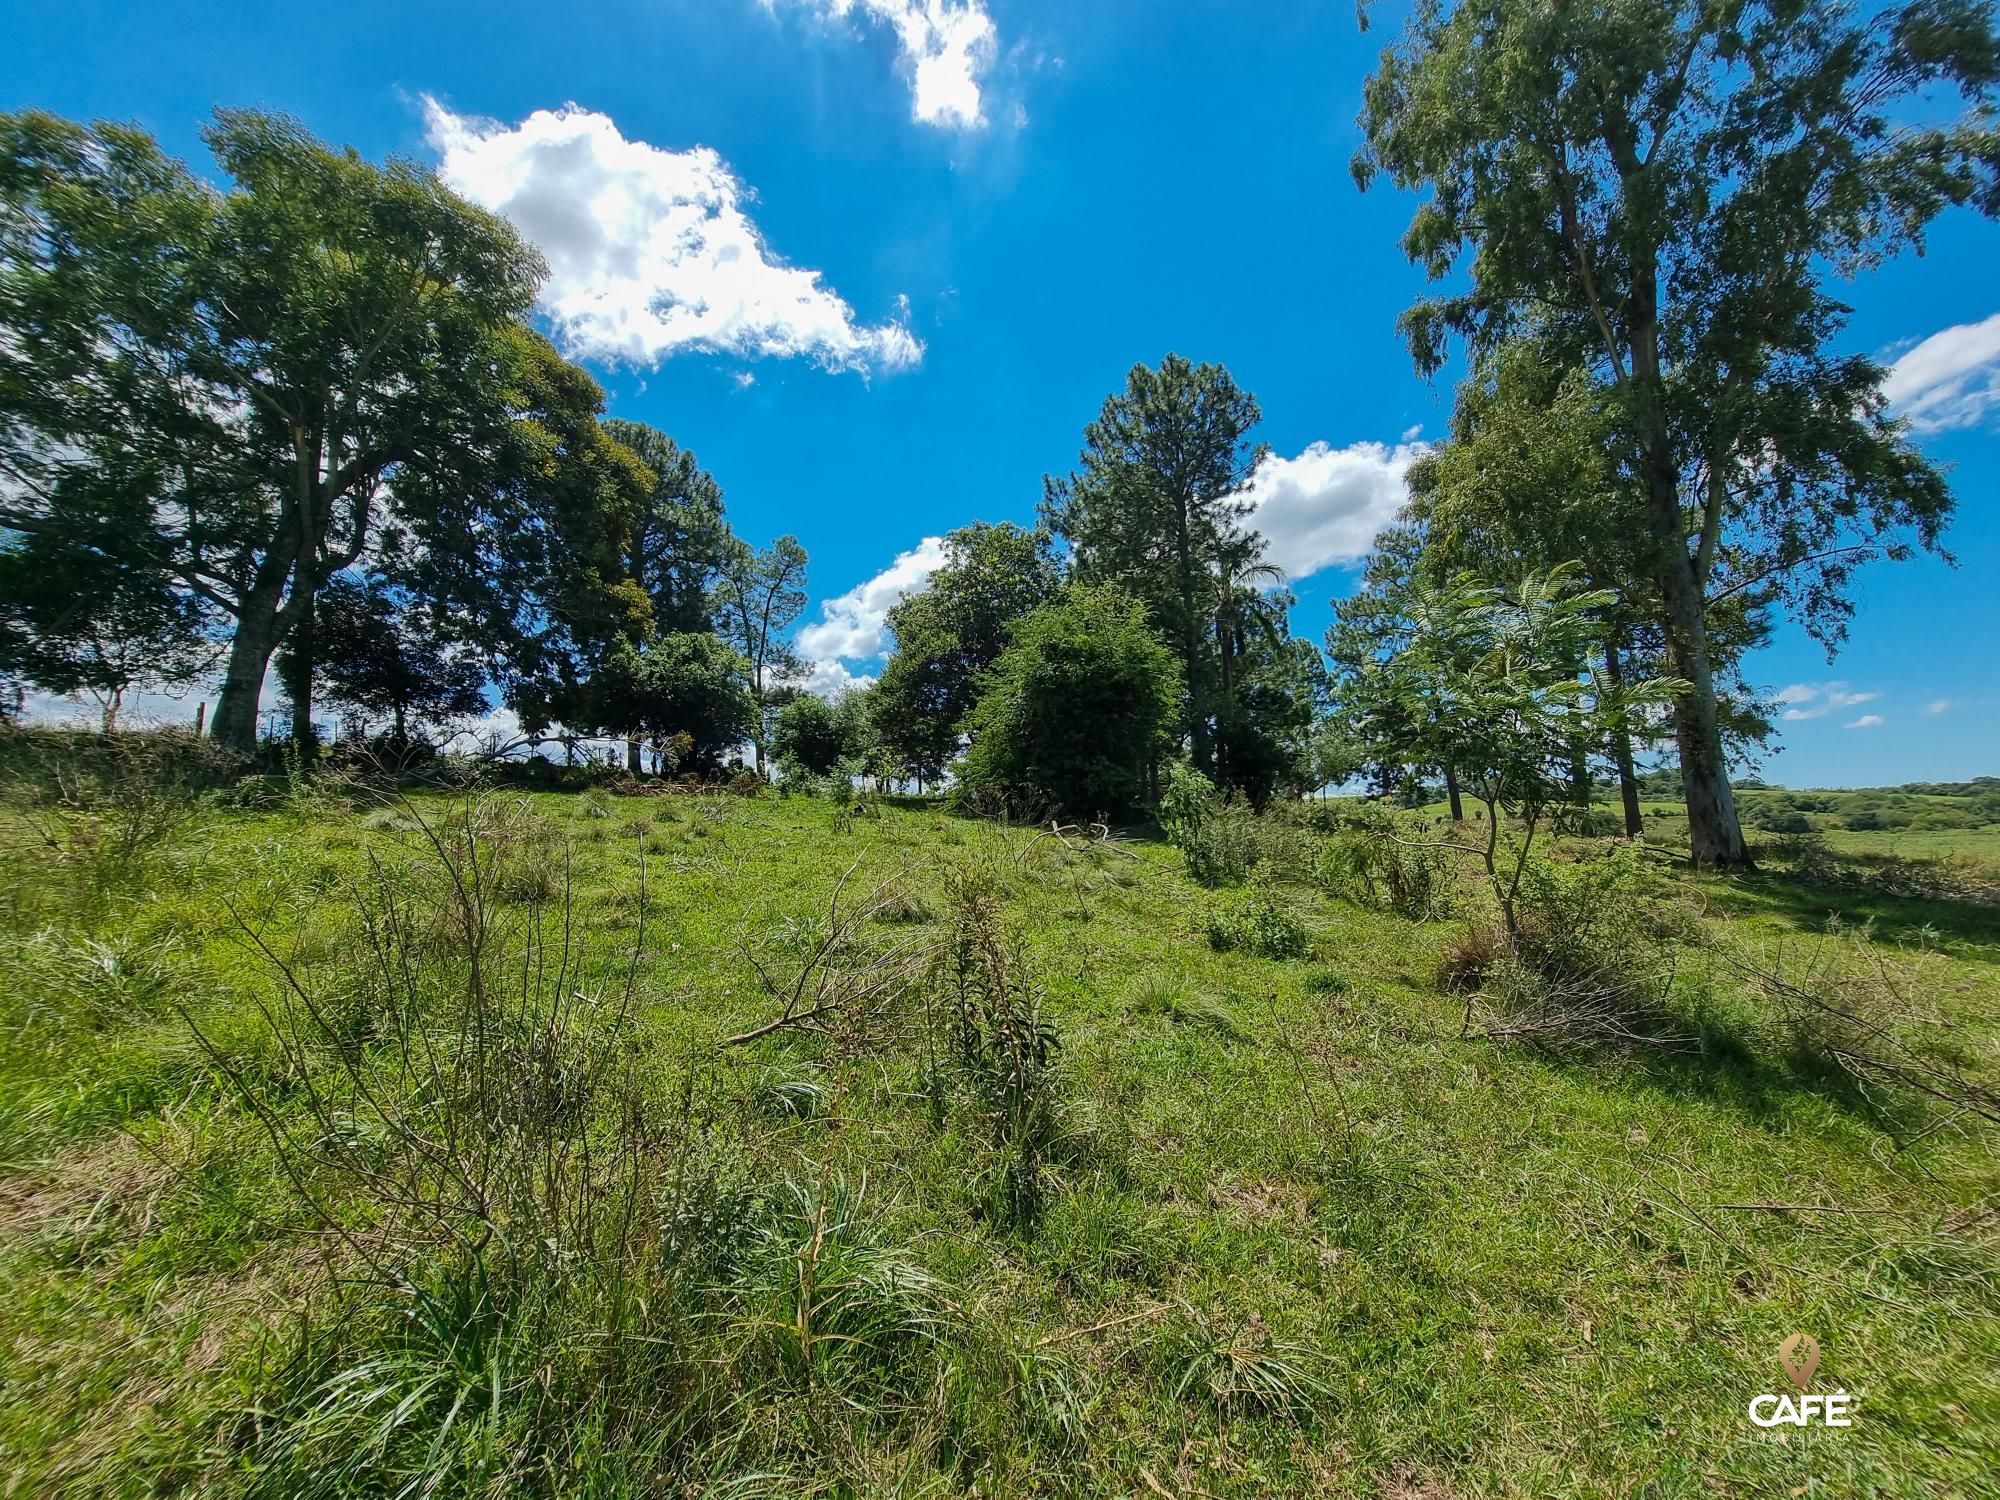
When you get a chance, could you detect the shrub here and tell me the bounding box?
[1453,845,1701,1048]
[956,583,1180,820]
[1161,762,1292,887]
[1205,884,1311,960]
[1319,809,1455,920]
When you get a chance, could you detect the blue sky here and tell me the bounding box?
[4,0,1995,786]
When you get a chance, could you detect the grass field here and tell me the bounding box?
[2,763,1996,1496]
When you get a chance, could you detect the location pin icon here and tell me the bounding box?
[1779,1333,1820,1390]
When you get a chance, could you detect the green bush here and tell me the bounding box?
[1318,810,1455,920]
[956,583,1180,820]
[1205,885,1311,960]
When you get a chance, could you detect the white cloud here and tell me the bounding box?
[425,99,923,375]
[769,0,998,129]
[1846,713,1885,730]
[1779,681,1880,720]
[797,658,879,697]
[796,535,949,660]
[1927,698,1951,715]
[1880,312,2000,433]
[1241,438,1428,580]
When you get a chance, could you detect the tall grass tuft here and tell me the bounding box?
[931,862,1066,1232]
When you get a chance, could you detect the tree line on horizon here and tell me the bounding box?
[3,0,1997,866]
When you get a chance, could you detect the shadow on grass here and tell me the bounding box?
[1484,985,1936,1142]
[1698,869,2000,956]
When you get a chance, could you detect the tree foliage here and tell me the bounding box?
[958,584,1182,819]
[873,522,1063,784]
[279,576,487,744]
[1337,564,1683,933]
[584,632,755,774]
[1041,356,1267,777]
[714,537,808,773]
[0,535,210,731]
[601,419,735,636]
[0,109,551,750]
[1355,0,1998,863]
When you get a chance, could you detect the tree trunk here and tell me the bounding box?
[1444,762,1464,822]
[1648,474,1750,867]
[1624,240,1751,869]
[210,607,284,753]
[289,591,316,755]
[626,738,642,776]
[1603,636,1644,836]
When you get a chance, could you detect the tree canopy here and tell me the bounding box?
[958,583,1182,820]
[873,522,1063,785]
[1355,0,1998,863]
[0,108,557,751]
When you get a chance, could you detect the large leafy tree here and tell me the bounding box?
[586,632,756,775]
[0,535,211,732]
[0,109,546,751]
[873,522,1063,785]
[772,688,883,780]
[1354,0,1996,864]
[958,583,1183,820]
[601,419,735,635]
[277,575,486,745]
[395,327,655,745]
[1041,355,1267,775]
[714,536,808,775]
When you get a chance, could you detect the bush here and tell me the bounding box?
[1453,844,1701,1048]
[1318,808,1455,920]
[1160,762,1261,886]
[956,584,1180,820]
[1205,883,1311,960]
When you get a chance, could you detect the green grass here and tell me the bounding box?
[1,775,1996,1495]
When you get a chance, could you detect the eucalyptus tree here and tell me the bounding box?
[1409,342,1780,833]
[714,536,809,774]
[1354,0,1996,863]
[0,109,552,752]
[1041,355,1267,773]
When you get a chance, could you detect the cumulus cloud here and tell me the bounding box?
[425,99,922,375]
[769,0,998,129]
[1880,312,2000,433]
[1240,438,1428,580]
[1846,713,1885,730]
[797,658,880,698]
[1778,682,1880,721]
[796,535,949,661]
